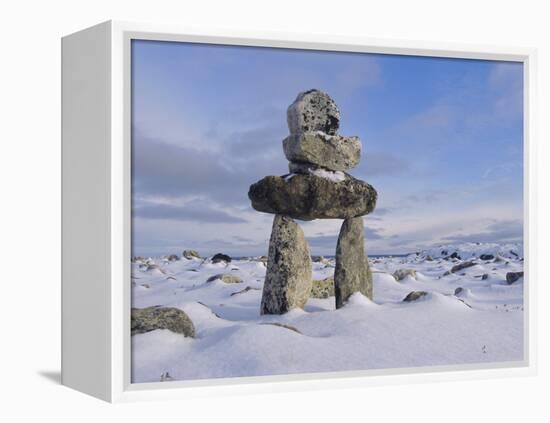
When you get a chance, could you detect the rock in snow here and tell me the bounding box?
[182,249,201,260]
[310,276,335,299]
[261,215,312,314]
[393,268,417,281]
[206,274,243,284]
[506,271,524,284]
[403,291,429,302]
[211,253,232,264]
[450,260,478,273]
[131,306,195,337]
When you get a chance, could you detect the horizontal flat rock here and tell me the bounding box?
[283,132,361,172]
[248,173,377,220]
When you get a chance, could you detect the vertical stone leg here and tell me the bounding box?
[261,215,312,315]
[335,217,373,309]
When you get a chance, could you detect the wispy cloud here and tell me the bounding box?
[133,202,248,224]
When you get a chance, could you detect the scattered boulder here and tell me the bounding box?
[449,252,461,260]
[393,268,417,281]
[206,273,242,284]
[145,263,165,274]
[335,217,372,308]
[167,254,179,262]
[310,277,335,299]
[506,271,524,284]
[261,215,312,314]
[403,291,428,302]
[450,260,477,273]
[211,253,232,264]
[287,89,340,135]
[454,287,464,296]
[482,273,489,280]
[283,132,361,172]
[311,255,325,263]
[183,249,201,260]
[248,173,377,220]
[131,306,195,337]
[480,254,495,261]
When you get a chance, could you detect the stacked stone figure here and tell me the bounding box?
[249,89,378,314]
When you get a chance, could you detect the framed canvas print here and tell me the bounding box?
[61,21,537,402]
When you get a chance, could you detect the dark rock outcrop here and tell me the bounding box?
[211,253,232,263]
[480,254,495,261]
[506,271,524,284]
[403,291,428,302]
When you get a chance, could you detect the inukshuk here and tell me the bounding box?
[249,89,378,314]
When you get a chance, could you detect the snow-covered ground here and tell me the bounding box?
[131,242,524,383]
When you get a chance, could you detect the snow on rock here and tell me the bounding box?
[308,167,346,182]
[130,242,524,383]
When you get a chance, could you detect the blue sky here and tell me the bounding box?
[131,39,523,257]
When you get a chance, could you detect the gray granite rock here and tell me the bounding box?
[131,306,195,337]
[450,260,477,273]
[248,173,377,220]
[206,273,243,284]
[393,268,417,281]
[283,133,361,172]
[334,217,373,308]
[310,276,335,299]
[287,89,340,135]
[261,215,312,314]
[182,249,200,260]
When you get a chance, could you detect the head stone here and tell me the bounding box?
[287,89,340,136]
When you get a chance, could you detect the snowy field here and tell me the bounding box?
[131,242,524,383]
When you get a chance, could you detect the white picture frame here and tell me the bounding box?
[61,20,538,403]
